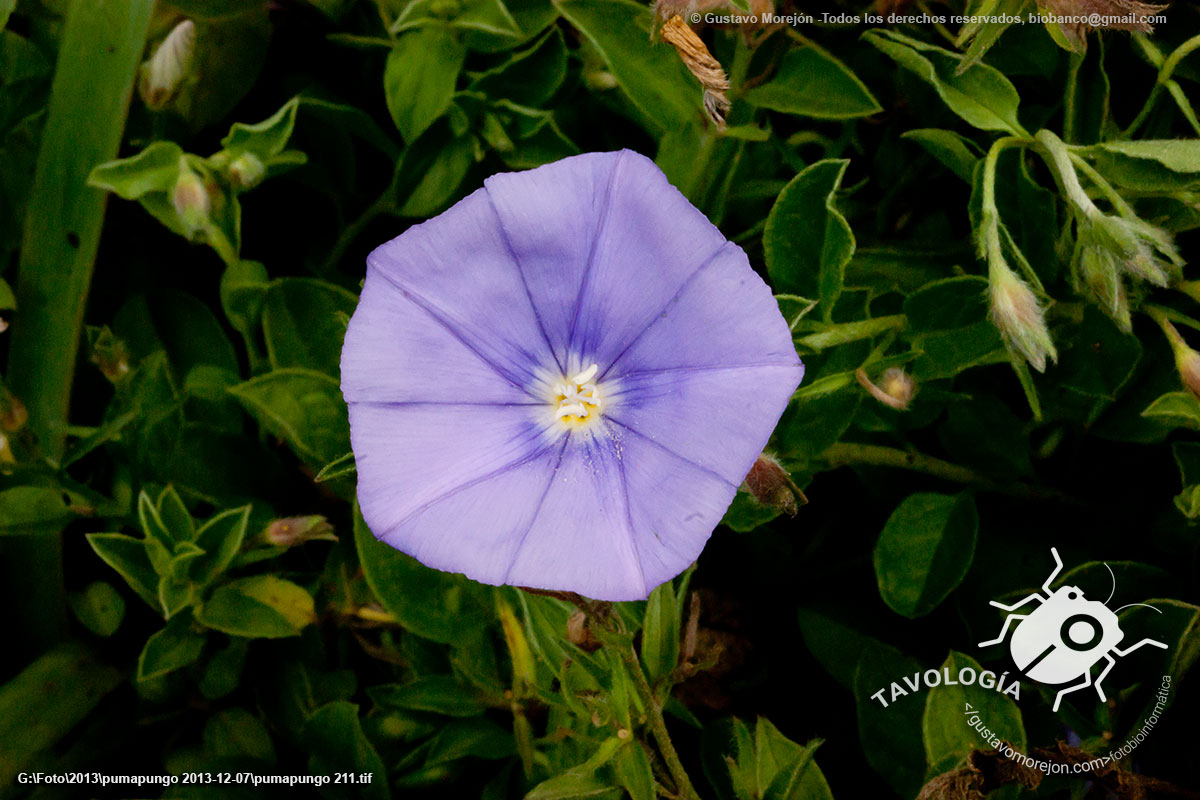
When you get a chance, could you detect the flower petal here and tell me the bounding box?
[351,402,548,540]
[606,364,803,486]
[341,270,538,404]
[484,151,625,367]
[504,433,648,600]
[566,151,731,365]
[605,243,801,376]
[365,186,558,387]
[373,446,564,586]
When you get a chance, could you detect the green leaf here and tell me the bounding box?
[1088,140,1200,185]
[199,638,248,700]
[0,486,85,535]
[87,140,184,199]
[853,642,926,798]
[228,367,350,465]
[369,676,491,717]
[196,575,315,638]
[901,129,982,182]
[0,643,123,787]
[262,278,357,376]
[874,492,978,619]
[1143,391,1200,431]
[220,96,300,161]
[527,737,625,800]
[221,259,270,338]
[1055,306,1142,400]
[470,27,567,106]
[764,159,855,321]
[863,29,1024,134]
[138,610,207,681]
[316,451,357,483]
[642,580,679,685]
[425,718,516,764]
[87,533,160,611]
[204,707,276,764]
[745,44,880,119]
[796,610,880,690]
[384,27,466,142]
[397,130,475,217]
[554,0,698,135]
[189,505,251,586]
[68,581,125,637]
[923,651,1024,769]
[304,702,389,800]
[613,740,654,800]
[353,504,490,644]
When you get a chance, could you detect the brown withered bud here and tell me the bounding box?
[0,387,27,432]
[1160,319,1200,403]
[855,367,916,410]
[659,15,731,128]
[566,609,602,652]
[682,591,700,663]
[1041,0,1167,50]
[88,326,131,384]
[261,515,337,547]
[741,452,806,515]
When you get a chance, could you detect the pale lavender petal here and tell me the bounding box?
[605,243,802,376]
[565,151,731,365]
[606,365,803,486]
[616,430,737,591]
[376,446,564,586]
[504,434,648,601]
[484,151,625,366]
[341,270,537,404]
[365,186,557,386]
[350,402,548,538]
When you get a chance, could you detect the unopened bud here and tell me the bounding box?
[0,431,12,465]
[989,264,1057,372]
[262,515,336,547]
[88,326,131,384]
[139,19,195,110]
[0,388,27,432]
[172,163,211,237]
[227,152,265,191]
[1161,320,1200,402]
[566,609,601,652]
[741,452,806,516]
[855,367,915,410]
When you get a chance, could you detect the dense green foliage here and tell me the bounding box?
[2,0,1200,797]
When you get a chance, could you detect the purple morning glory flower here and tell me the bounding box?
[340,150,803,601]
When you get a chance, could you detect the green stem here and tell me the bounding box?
[1124,33,1200,138]
[321,191,396,276]
[794,315,906,351]
[1066,151,1137,218]
[619,644,702,800]
[1063,52,1084,144]
[820,442,1075,502]
[4,0,153,653]
[1033,129,1096,216]
[978,136,1029,279]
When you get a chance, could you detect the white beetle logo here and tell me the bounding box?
[979,547,1168,712]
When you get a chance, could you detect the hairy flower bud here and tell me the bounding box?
[565,609,601,652]
[172,163,211,238]
[989,263,1057,372]
[139,19,195,110]
[1041,0,1166,49]
[856,367,916,411]
[228,152,265,191]
[1160,320,1200,403]
[741,452,806,516]
[262,515,336,547]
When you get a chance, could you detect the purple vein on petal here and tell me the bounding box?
[369,265,542,400]
[386,441,561,535]
[612,362,802,380]
[484,189,565,375]
[613,451,651,596]
[502,435,571,584]
[565,150,625,359]
[604,416,740,490]
[351,400,543,409]
[598,241,734,382]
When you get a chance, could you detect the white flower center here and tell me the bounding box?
[553,363,603,424]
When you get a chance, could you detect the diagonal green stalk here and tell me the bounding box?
[4,0,153,651]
